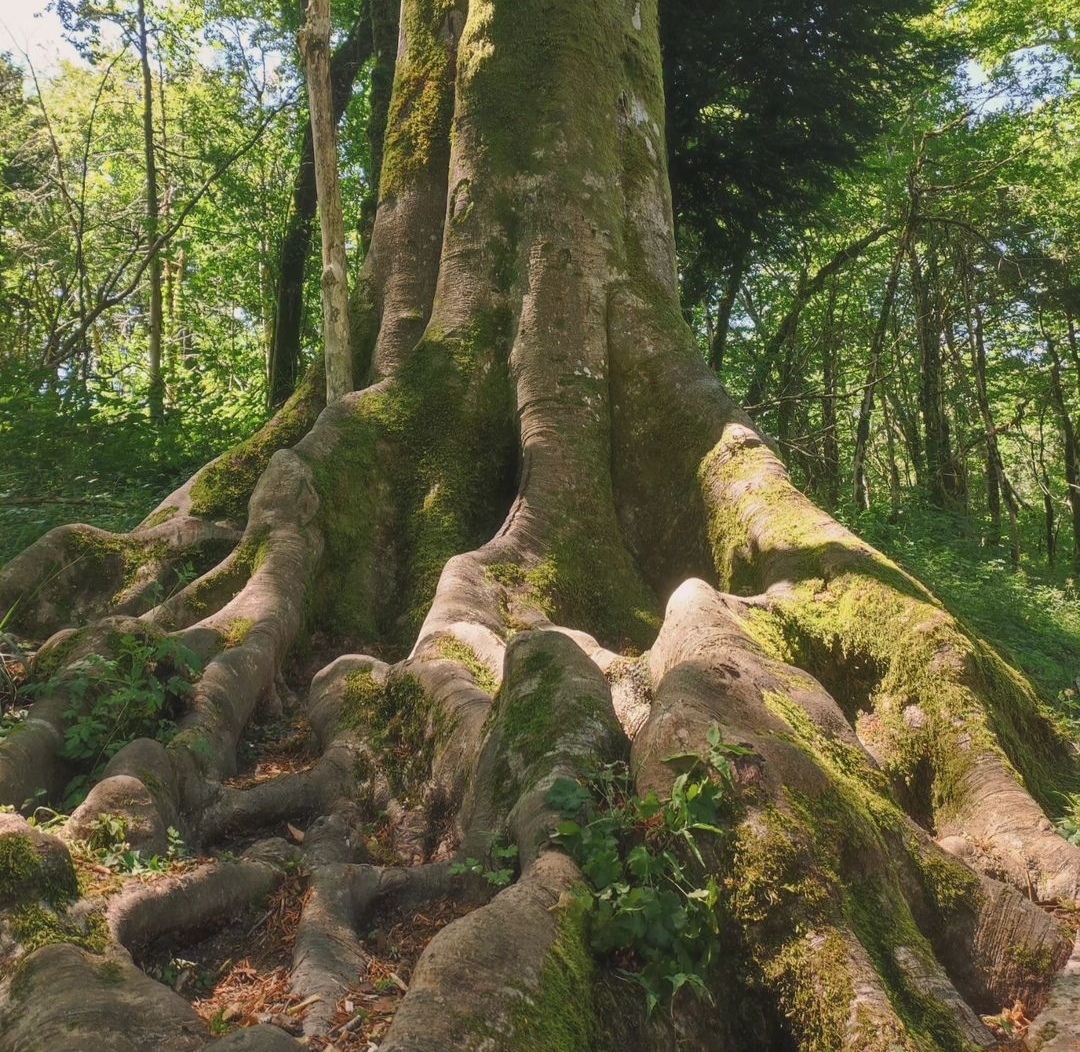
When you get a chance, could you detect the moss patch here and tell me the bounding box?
[435,637,498,694]
[380,0,457,197]
[9,903,109,957]
[138,505,179,530]
[189,364,323,522]
[463,909,612,1052]
[221,617,255,649]
[340,670,441,802]
[0,834,78,909]
[486,645,619,814]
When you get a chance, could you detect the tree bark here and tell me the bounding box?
[301,0,353,404]
[1047,336,1080,565]
[3,3,1080,1050]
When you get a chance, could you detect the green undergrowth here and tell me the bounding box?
[545,727,750,1016]
[847,506,1080,713]
[0,360,269,564]
[26,632,202,806]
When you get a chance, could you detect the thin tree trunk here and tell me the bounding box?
[137,0,164,425]
[853,236,906,509]
[819,284,840,510]
[301,0,353,403]
[267,7,372,409]
[707,258,744,373]
[1047,336,1080,565]
[910,236,957,508]
[747,226,888,418]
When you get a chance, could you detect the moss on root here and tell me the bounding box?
[486,645,619,814]
[725,687,988,1052]
[137,505,179,530]
[8,904,109,957]
[435,636,498,694]
[189,364,323,522]
[486,535,660,653]
[0,835,78,909]
[309,397,388,641]
[760,574,1080,819]
[461,909,612,1052]
[340,670,442,802]
[699,428,1080,823]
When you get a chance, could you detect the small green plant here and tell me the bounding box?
[0,706,27,742]
[1055,792,1080,845]
[449,835,519,887]
[545,727,749,1015]
[28,633,201,805]
[81,814,188,875]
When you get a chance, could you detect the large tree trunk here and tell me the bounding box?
[2,3,1080,1051]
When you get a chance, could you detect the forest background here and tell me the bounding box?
[1,0,1079,746]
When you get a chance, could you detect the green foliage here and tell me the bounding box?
[544,729,747,1015]
[1054,793,1080,845]
[27,632,201,804]
[0,359,267,562]
[665,0,952,304]
[81,813,189,874]
[449,835,519,887]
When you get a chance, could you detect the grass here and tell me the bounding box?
[844,503,1080,710]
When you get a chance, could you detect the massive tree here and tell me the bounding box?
[2,2,1080,1050]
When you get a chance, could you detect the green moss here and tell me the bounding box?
[0,834,75,908]
[308,311,516,644]
[486,535,661,654]
[1006,944,1056,987]
[189,365,322,521]
[309,391,390,640]
[169,728,214,764]
[10,903,108,956]
[340,670,440,802]
[435,637,498,694]
[138,505,179,529]
[488,647,617,814]
[96,959,125,985]
[908,844,980,916]
[221,617,255,649]
[379,0,457,197]
[462,909,611,1052]
[846,880,969,1052]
